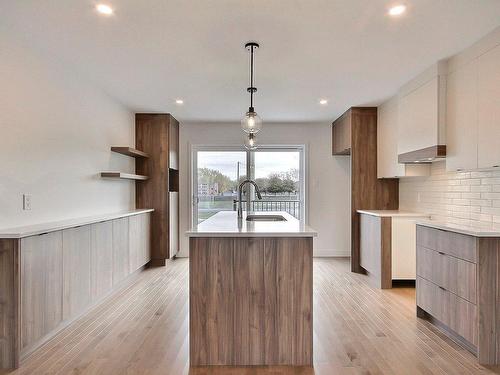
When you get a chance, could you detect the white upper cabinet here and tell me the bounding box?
[397,63,447,159]
[477,44,500,169]
[378,96,430,178]
[378,97,403,178]
[446,60,478,171]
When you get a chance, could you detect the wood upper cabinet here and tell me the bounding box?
[331,112,351,155]
[377,97,430,178]
[446,60,478,171]
[477,44,500,169]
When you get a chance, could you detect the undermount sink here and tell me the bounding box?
[246,214,287,222]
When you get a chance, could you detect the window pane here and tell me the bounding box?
[196,151,246,223]
[253,151,301,218]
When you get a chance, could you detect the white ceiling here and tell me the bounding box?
[2,0,500,122]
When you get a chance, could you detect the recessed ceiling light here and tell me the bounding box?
[388,4,406,16]
[96,4,113,15]
[319,99,328,105]
[175,99,184,105]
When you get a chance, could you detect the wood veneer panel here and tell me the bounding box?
[62,226,92,321]
[0,239,20,369]
[136,114,179,262]
[110,146,149,158]
[112,218,129,285]
[90,221,113,301]
[359,214,392,289]
[417,246,476,304]
[346,107,399,273]
[189,237,313,366]
[20,232,63,353]
[477,238,498,365]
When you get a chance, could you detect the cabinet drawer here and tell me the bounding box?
[417,277,477,346]
[417,226,477,263]
[417,246,476,304]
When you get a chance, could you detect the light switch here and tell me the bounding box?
[23,194,32,210]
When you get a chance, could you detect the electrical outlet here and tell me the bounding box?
[23,194,32,210]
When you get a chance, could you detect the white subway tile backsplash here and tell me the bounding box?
[399,161,500,230]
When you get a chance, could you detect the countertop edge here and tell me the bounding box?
[416,220,500,238]
[357,210,430,218]
[0,209,155,239]
[186,231,318,238]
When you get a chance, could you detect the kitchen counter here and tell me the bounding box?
[416,220,500,238]
[188,210,314,366]
[0,209,154,238]
[357,210,429,218]
[186,211,317,237]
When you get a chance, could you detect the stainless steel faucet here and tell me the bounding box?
[238,179,262,219]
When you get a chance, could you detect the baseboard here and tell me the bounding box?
[313,249,350,257]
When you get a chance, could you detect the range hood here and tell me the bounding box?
[398,145,446,164]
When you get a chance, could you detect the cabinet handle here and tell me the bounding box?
[438,251,445,255]
[438,286,446,291]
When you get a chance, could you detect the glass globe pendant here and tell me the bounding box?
[244,133,258,150]
[241,42,262,134]
[241,108,262,134]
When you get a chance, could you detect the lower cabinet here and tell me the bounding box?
[90,221,113,301]
[129,213,151,273]
[112,217,130,285]
[416,225,500,365]
[17,212,151,361]
[20,232,63,352]
[62,226,92,321]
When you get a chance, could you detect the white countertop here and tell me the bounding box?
[416,220,500,238]
[186,211,317,237]
[357,210,430,218]
[0,209,154,239]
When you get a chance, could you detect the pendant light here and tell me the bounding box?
[241,42,262,134]
[244,133,258,150]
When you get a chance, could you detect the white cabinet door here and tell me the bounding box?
[398,77,439,155]
[446,61,478,171]
[378,97,404,178]
[477,45,500,169]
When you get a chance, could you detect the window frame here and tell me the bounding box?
[190,144,307,227]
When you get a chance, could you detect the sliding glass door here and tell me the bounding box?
[192,146,305,225]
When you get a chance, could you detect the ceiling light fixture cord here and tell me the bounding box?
[250,44,254,110]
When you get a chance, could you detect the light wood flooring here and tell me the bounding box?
[3,258,499,375]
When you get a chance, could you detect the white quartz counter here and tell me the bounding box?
[186,211,317,237]
[0,209,154,239]
[416,220,500,238]
[357,210,429,218]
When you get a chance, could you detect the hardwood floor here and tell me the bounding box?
[2,258,499,375]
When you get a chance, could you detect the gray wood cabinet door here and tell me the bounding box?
[112,217,130,285]
[91,221,113,301]
[20,232,63,351]
[62,226,92,321]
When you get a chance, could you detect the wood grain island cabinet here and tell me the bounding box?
[416,223,500,365]
[0,209,152,369]
[187,211,316,367]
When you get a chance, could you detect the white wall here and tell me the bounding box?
[178,122,351,257]
[0,33,135,228]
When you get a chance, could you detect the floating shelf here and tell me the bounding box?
[111,147,150,158]
[100,172,149,181]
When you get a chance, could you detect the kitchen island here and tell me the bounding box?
[186,211,317,367]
